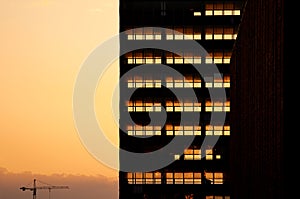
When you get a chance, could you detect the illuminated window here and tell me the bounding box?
[127,172,162,184]
[127,125,161,136]
[205,100,230,112]
[166,27,201,40]
[125,51,162,64]
[204,74,230,88]
[205,27,237,40]
[125,27,162,40]
[206,196,230,199]
[166,100,201,112]
[183,148,201,160]
[166,125,201,136]
[205,125,230,136]
[127,100,161,112]
[166,172,201,184]
[194,11,201,16]
[127,77,162,88]
[205,3,241,16]
[205,172,224,184]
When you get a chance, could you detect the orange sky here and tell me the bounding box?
[0,0,119,178]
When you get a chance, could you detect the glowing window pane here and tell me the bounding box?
[184,179,194,184]
[194,58,201,64]
[194,34,201,40]
[224,34,232,40]
[216,155,221,159]
[128,59,134,64]
[155,35,161,40]
[233,10,241,15]
[175,179,183,184]
[174,58,183,64]
[206,58,213,64]
[184,155,194,160]
[174,34,183,40]
[174,173,183,178]
[184,34,193,40]
[206,34,213,40]
[175,131,183,135]
[136,34,143,40]
[174,82,183,87]
[194,12,201,16]
[145,35,154,40]
[224,83,230,88]
[166,58,173,64]
[184,58,193,64]
[224,10,233,15]
[166,131,173,136]
[214,58,223,64]
[166,107,173,112]
[166,35,173,40]
[175,107,183,112]
[224,58,231,64]
[205,10,213,15]
[233,34,238,39]
[155,107,161,112]
[184,82,193,88]
[214,34,223,40]
[136,58,143,64]
[155,58,161,64]
[214,10,223,15]
[174,154,180,160]
[127,35,134,40]
[184,107,193,112]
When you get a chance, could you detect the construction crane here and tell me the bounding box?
[20,179,69,199]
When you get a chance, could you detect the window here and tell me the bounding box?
[127,100,161,112]
[205,51,232,64]
[127,125,161,136]
[126,27,162,40]
[205,3,241,16]
[127,172,161,184]
[204,74,230,88]
[205,125,230,136]
[205,100,230,112]
[166,100,201,112]
[125,51,162,64]
[165,75,201,88]
[165,52,201,64]
[166,27,201,40]
[194,11,201,16]
[166,172,201,184]
[127,77,162,88]
[166,125,201,136]
[205,172,224,184]
[183,148,201,160]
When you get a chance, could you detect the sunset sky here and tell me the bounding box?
[0,0,119,198]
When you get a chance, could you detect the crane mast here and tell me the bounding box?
[20,179,69,199]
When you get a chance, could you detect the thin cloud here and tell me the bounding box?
[0,167,118,199]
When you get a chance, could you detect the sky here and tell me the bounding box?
[0,0,119,199]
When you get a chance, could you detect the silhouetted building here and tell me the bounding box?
[119,1,243,198]
[230,0,285,198]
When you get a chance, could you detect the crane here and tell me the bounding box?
[20,179,69,199]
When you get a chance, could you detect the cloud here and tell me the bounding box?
[0,168,118,199]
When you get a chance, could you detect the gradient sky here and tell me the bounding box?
[0,0,119,198]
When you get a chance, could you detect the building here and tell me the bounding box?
[230,0,286,198]
[119,1,243,198]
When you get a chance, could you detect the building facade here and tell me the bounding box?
[230,0,285,198]
[119,1,243,198]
